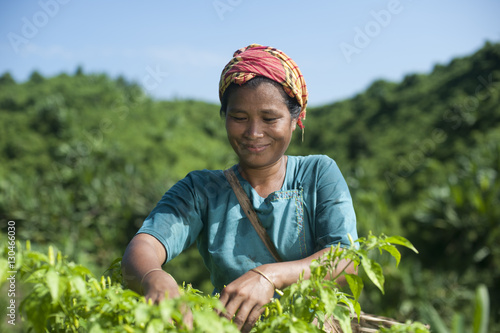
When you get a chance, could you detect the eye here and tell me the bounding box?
[264,118,278,122]
[230,115,246,121]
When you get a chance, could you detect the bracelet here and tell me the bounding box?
[140,268,164,285]
[250,268,276,290]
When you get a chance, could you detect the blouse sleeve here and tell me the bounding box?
[313,156,358,251]
[137,173,204,263]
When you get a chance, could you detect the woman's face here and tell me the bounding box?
[225,82,297,170]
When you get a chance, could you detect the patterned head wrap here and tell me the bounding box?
[219,44,308,129]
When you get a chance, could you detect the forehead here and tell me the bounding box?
[226,82,288,110]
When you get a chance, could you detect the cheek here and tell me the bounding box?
[281,121,297,138]
[225,118,235,133]
[225,121,242,140]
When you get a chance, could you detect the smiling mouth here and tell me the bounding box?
[244,144,269,153]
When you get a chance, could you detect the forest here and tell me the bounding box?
[1,41,499,332]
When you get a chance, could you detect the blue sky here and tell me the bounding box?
[1,0,499,106]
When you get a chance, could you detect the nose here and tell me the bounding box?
[244,119,264,139]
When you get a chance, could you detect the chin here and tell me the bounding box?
[239,153,281,169]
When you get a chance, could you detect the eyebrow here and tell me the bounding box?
[227,108,280,115]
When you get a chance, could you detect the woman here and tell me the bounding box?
[121,44,358,332]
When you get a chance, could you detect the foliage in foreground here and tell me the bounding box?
[2,240,237,333]
[255,233,429,333]
[1,234,437,332]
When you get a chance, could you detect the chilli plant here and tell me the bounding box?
[1,233,431,332]
[255,233,430,332]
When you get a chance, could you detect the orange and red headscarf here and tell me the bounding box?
[219,44,308,130]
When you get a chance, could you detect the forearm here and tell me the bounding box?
[262,247,356,290]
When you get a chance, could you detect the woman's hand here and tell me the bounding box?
[219,266,276,333]
[121,234,192,329]
[216,249,356,332]
[141,270,193,329]
[141,270,180,304]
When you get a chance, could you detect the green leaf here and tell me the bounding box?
[146,318,165,333]
[353,301,361,321]
[420,303,449,333]
[46,269,60,303]
[345,274,364,300]
[451,313,465,333]
[381,244,401,266]
[333,305,352,333]
[71,275,88,298]
[71,264,93,277]
[0,258,9,282]
[473,284,489,333]
[134,303,150,326]
[320,288,338,315]
[159,305,173,323]
[26,251,49,264]
[89,323,105,333]
[384,236,418,253]
[361,257,385,294]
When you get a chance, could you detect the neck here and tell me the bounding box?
[238,156,288,197]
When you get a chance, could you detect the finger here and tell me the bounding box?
[240,304,265,333]
[232,304,251,330]
[214,294,228,316]
[218,290,229,310]
[220,294,243,321]
[233,299,265,331]
[145,291,164,304]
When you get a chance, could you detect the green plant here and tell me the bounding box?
[1,234,431,332]
[6,241,237,333]
[255,233,429,333]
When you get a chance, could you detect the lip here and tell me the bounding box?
[243,143,270,153]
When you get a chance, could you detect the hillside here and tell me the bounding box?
[1,41,499,330]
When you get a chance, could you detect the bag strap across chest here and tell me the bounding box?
[224,168,283,263]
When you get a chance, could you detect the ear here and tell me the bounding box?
[291,118,298,131]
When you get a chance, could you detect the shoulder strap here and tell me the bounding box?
[224,168,283,262]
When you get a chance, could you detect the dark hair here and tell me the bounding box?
[219,76,301,119]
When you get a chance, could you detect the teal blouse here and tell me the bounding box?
[138,155,358,291]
